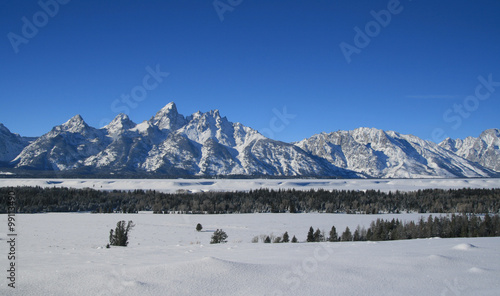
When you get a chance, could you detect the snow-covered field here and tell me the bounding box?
[1,212,499,295]
[1,177,500,193]
[1,179,500,295]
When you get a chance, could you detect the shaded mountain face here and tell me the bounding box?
[296,128,495,178]
[1,103,498,178]
[0,123,33,163]
[439,129,500,172]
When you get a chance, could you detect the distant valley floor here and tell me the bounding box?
[1,177,499,193]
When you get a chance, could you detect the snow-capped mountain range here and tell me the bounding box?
[438,129,500,173]
[1,102,498,178]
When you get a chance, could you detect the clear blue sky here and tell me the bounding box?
[1,0,499,143]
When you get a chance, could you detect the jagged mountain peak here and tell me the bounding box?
[104,113,136,133]
[67,114,85,123]
[0,123,10,134]
[187,109,223,120]
[479,128,500,142]
[439,129,500,172]
[109,113,133,125]
[481,128,500,135]
[0,122,10,133]
[113,113,131,121]
[180,108,237,146]
[149,102,187,130]
[53,114,89,134]
[0,123,30,163]
[159,102,178,114]
[351,127,397,139]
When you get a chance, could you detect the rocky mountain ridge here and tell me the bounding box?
[1,102,498,178]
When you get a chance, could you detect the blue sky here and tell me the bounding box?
[1,0,499,143]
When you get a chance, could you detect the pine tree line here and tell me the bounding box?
[2,186,500,214]
[306,214,500,243]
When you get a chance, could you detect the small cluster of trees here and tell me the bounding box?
[195,223,228,244]
[305,214,500,243]
[306,226,344,242]
[252,232,298,243]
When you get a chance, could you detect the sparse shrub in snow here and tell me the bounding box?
[196,223,203,232]
[109,220,135,247]
[210,229,228,244]
[251,236,259,243]
[273,236,282,243]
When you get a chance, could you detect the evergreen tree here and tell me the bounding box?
[196,223,203,232]
[353,228,361,241]
[210,229,228,244]
[307,227,315,242]
[264,236,271,243]
[329,225,338,242]
[291,235,298,243]
[313,228,322,242]
[282,231,290,243]
[341,226,352,241]
[109,220,135,247]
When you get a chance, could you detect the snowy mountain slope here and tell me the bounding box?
[12,115,111,170]
[84,115,168,172]
[0,123,32,163]
[296,127,495,178]
[439,129,500,172]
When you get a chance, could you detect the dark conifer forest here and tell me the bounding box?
[1,186,500,214]
[308,214,500,242]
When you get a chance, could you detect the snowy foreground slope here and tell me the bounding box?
[1,177,500,193]
[1,213,499,295]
